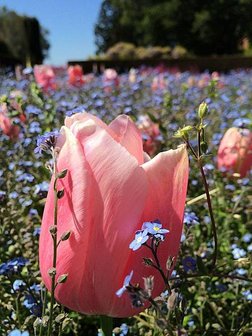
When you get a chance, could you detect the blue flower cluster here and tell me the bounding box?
[9,330,29,336]
[129,220,169,251]
[34,130,60,154]
[0,257,29,275]
[12,279,42,317]
[183,211,200,227]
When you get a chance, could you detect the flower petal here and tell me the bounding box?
[123,145,189,302]
[40,122,148,317]
[109,115,144,164]
[73,123,147,316]
[65,111,117,141]
[39,126,104,314]
[218,127,252,177]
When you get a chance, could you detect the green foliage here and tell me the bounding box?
[0,6,49,64]
[104,42,175,60]
[106,42,137,60]
[95,0,252,56]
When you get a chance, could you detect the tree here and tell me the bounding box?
[94,0,252,55]
[94,0,154,53]
[0,6,50,64]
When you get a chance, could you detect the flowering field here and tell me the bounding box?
[0,65,251,336]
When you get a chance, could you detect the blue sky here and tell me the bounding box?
[1,0,102,65]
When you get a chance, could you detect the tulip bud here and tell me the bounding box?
[198,102,208,119]
[39,112,189,317]
[217,127,252,177]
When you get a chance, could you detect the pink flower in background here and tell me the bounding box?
[39,112,189,317]
[68,65,85,87]
[52,65,66,77]
[137,115,162,156]
[151,75,167,91]
[0,103,20,140]
[83,73,95,84]
[9,97,26,123]
[103,68,120,88]
[34,65,57,91]
[128,68,137,83]
[218,127,252,177]
[197,72,224,89]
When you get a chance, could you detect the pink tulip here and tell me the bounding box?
[34,65,57,91]
[0,103,20,140]
[68,65,85,87]
[103,68,120,89]
[39,112,189,317]
[218,127,252,177]
[151,75,166,91]
[137,115,162,156]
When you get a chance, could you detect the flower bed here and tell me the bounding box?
[0,66,251,335]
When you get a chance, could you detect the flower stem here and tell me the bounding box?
[100,315,113,336]
[198,159,218,269]
[39,287,47,336]
[15,296,21,329]
[145,241,172,295]
[185,132,218,270]
[47,150,59,336]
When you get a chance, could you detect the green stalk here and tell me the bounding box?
[198,158,218,269]
[185,133,218,270]
[47,150,59,336]
[100,315,113,336]
[15,296,21,329]
[145,241,172,295]
[39,287,47,336]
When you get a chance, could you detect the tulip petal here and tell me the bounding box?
[40,122,148,317]
[122,145,189,308]
[65,112,117,141]
[72,124,147,316]
[109,115,144,164]
[39,126,104,313]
